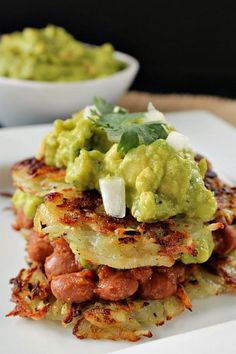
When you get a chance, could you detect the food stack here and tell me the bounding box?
[8,98,236,341]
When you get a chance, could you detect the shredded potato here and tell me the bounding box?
[34,191,216,268]
[8,251,236,340]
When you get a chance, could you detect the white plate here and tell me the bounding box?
[0,110,235,354]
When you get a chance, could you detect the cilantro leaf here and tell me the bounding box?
[117,130,139,153]
[93,97,114,115]
[135,122,168,144]
[91,97,169,153]
[96,112,144,129]
[117,123,168,153]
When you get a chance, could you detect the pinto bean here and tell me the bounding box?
[129,267,153,284]
[13,208,33,230]
[97,265,115,279]
[157,263,186,283]
[50,270,95,303]
[27,230,53,264]
[138,264,185,300]
[95,266,138,301]
[44,238,81,280]
[173,263,186,283]
[139,271,177,300]
[214,225,236,255]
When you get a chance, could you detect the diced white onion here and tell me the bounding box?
[144,102,166,123]
[99,177,126,218]
[113,105,122,113]
[106,132,120,143]
[166,131,190,151]
[147,102,157,112]
[83,105,100,119]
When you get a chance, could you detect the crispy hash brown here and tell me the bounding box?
[34,189,215,268]
[12,158,71,197]
[11,156,236,231]
[198,155,236,224]
[7,266,50,320]
[7,251,236,341]
[8,155,236,341]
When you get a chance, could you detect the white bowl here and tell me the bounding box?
[0,51,139,126]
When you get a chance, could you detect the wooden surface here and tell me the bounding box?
[119,92,236,127]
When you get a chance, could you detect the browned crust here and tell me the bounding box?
[39,191,199,260]
[7,266,50,320]
[12,157,66,179]
[63,303,82,324]
[43,191,194,249]
[202,161,236,224]
[176,285,192,311]
[205,255,236,289]
[73,311,152,341]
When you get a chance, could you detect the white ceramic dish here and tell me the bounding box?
[0,51,139,127]
[0,110,235,354]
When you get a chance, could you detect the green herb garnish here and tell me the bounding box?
[90,97,168,153]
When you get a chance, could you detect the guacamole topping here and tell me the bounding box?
[12,189,43,219]
[39,98,217,223]
[0,25,125,81]
[177,219,215,264]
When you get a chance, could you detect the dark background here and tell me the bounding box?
[1,0,236,97]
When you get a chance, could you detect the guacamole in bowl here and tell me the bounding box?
[0,25,126,82]
[0,27,138,126]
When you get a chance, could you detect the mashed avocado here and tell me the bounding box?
[65,141,216,222]
[40,111,111,167]
[12,189,43,219]
[39,102,217,223]
[0,25,125,81]
[177,219,215,264]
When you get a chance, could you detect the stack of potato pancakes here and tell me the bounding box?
[8,100,236,341]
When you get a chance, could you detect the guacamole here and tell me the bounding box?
[12,189,43,219]
[0,25,125,81]
[39,102,217,223]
